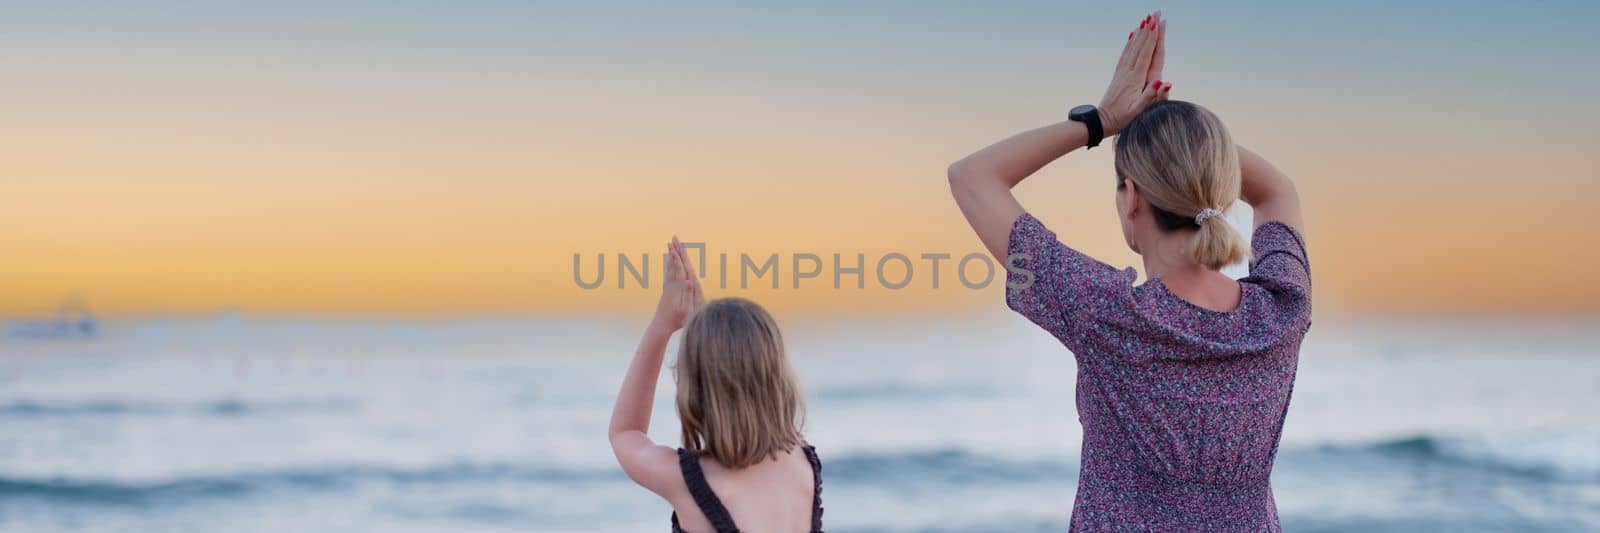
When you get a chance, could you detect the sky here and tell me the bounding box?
[2,1,1598,318]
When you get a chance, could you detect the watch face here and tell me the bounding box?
[1069,105,1097,119]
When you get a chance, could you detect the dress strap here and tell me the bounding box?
[677,448,740,533]
[802,443,824,532]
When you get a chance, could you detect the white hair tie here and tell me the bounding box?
[1193,207,1223,225]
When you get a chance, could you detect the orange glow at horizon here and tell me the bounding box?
[3,4,1598,318]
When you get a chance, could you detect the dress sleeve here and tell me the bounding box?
[1244,221,1313,332]
[1245,221,1312,296]
[1004,212,1137,342]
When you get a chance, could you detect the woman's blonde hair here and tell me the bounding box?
[676,297,805,469]
[1114,100,1247,270]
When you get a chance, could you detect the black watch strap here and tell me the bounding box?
[1068,105,1104,148]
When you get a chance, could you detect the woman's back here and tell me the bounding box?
[1006,214,1311,530]
[670,445,822,533]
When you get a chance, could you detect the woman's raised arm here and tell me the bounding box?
[947,12,1170,260]
[1237,145,1304,232]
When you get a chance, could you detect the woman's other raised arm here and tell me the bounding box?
[1237,145,1304,232]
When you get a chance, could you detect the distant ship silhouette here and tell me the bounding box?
[6,296,98,340]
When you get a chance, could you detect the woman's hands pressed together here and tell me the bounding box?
[1099,11,1171,136]
[947,12,1176,260]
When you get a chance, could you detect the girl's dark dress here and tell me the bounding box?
[669,444,824,533]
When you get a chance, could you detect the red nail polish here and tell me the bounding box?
[1129,31,1135,40]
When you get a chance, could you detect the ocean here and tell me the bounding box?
[1,316,1596,532]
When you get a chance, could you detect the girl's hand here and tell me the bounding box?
[648,236,704,334]
[1099,11,1171,136]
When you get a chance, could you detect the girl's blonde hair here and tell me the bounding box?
[1114,100,1248,270]
[676,297,804,469]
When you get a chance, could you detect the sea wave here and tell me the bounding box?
[0,450,1068,507]
[811,383,1001,403]
[5,431,1592,508]
[0,398,359,418]
[825,448,1076,484]
[0,462,624,506]
[1362,432,1600,482]
[824,431,1600,486]
[831,432,1600,486]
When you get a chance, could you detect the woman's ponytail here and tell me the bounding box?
[1189,213,1248,270]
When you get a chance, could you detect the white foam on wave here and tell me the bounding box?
[1432,431,1600,482]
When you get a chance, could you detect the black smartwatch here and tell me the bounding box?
[1068,105,1104,148]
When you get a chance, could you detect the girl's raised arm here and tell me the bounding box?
[608,237,703,496]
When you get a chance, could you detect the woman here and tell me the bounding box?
[947,12,1310,531]
[609,238,824,533]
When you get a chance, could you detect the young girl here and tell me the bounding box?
[609,237,823,533]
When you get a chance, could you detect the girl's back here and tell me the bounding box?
[670,446,821,533]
